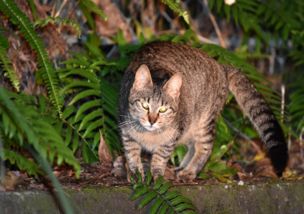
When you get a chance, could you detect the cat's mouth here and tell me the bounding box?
[144,125,158,131]
[141,121,159,132]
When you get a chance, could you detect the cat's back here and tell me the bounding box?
[120,42,229,117]
[129,41,212,74]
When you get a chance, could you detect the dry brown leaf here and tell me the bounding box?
[0,171,24,191]
[254,158,277,178]
[98,132,112,164]
[93,0,133,41]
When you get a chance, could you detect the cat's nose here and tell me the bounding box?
[148,113,158,125]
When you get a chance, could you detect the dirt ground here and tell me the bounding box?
[1,137,303,192]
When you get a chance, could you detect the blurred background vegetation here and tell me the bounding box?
[0,0,304,190]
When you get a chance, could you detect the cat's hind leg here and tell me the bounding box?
[175,142,195,171]
[177,118,215,182]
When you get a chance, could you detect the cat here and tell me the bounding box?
[118,41,288,181]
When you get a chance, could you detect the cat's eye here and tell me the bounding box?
[141,102,149,110]
[158,106,168,113]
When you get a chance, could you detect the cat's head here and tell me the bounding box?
[128,64,182,132]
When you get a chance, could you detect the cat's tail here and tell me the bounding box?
[225,66,288,176]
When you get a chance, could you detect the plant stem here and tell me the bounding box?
[202,0,227,48]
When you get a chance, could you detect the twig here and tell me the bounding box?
[197,34,218,45]
[300,127,304,158]
[281,84,285,123]
[54,0,68,17]
[202,0,227,48]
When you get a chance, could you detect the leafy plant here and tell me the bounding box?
[288,74,304,137]
[78,0,107,29]
[0,27,20,91]
[131,172,197,214]
[59,54,122,162]
[162,0,190,24]
[34,16,81,37]
[0,87,80,176]
[0,0,62,115]
[198,116,237,181]
[201,44,282,117]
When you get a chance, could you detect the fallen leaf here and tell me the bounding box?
[98,132,112,164]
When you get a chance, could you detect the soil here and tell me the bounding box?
[1,138,304,192]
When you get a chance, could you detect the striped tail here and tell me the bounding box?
[226,66,288,176]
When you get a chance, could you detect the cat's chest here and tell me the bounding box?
[128,128,177,152]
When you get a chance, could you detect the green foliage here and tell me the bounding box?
[34,16,81,37]
[162,0,189,24]
[0,0,63,116]
[198,117,237,181]
[78,0,107,29]
[0,28,20,91]
[131,172,197,214]
[170,116,237,181]
[2,149,40,176]
[0,87,80,177]
[288,75,304,136]
[208,0,303,41]
[59,54,121,162]
[201,44,282,118]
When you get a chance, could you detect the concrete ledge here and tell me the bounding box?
[1,181,304,214]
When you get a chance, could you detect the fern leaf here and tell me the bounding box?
[0,30,20,91]
[0,0,62,116]
[137,191,158,209]
[79,109,102,130]
[0,87,42,153]
[0,88,80,176]
[130,185,149,200]
[161,0,189,24]
[149,197,163,214]
[159,203,169,214]
[68,89,100,105]
[74,100,100,122]
[2,149,40,176]
[131,173,197,213]
[34,16,81,37]
[288,75,304,135]
[59,55,121,162]
[79,0,107,29]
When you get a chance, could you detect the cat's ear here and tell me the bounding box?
[163,73,182,99]
[132,64,153,91]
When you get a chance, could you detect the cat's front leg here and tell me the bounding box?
[151,143,175,180]
[123,137,144,180]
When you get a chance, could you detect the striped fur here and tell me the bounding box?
[119,41,288,181]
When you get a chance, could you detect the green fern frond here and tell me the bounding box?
[0,0,62,116]
[34,16,81,37]
[209,0,302,42]
[288,75,304,136]
[2,148,40,176]
[161,0,189,24]
[0,28,20,91]
[59,55,121,162]
[131,172,197,213]
[78,0,107,29]
[0,87,80,176]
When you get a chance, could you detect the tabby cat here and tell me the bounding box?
[119,41,288,181]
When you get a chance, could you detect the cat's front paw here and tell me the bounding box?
[176,168,197,182]
[127,165,145,182]
[151,168,165,181]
